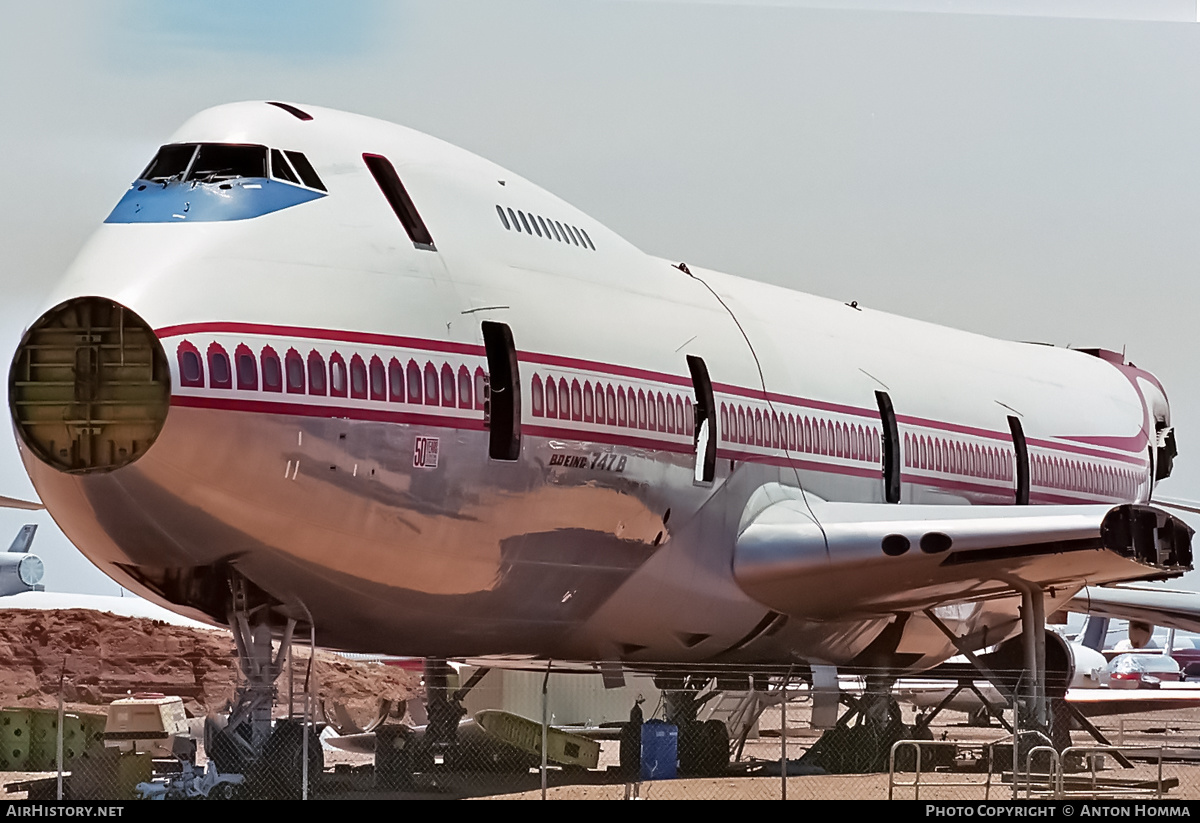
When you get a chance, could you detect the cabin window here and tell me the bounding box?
[260,347,282,392]
[508,208,521,232]
[182,350,202,384]
[407,361,421,403]
[369,356,386,401]
[580,228,595,250]
[286,349,305,393]
[617,388,628,427]
[423,363,439,405]
[388,358,404,401]
[178,343,204,388]
[330,353,347,397]
[474,368,486,410]
[557,379,569,420]
[531,375,544,417]
[307,352,327,395]
[208,344,232,389]
[571,380,582,421]
[235,345,258,391]
[441,364,456,407]
[497,205,510,230]
[350,355,367,399]
[458,366,473,409]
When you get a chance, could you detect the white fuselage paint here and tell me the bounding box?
[14,103,1168,668]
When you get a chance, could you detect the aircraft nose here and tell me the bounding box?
[9,297,170,473]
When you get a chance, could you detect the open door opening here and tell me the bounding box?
[876,391,900,504]
[687,355,717,484]
[482,321,520,461]
[1008,415,1030,505]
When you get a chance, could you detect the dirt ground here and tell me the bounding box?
[0,606,420,722]
[480,706,1200,800]
[5,606,1200,800]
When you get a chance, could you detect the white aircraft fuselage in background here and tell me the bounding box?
[7,103,1190,673]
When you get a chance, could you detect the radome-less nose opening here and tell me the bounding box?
[9,297,170,474]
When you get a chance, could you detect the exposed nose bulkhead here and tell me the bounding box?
[9,297,169,473]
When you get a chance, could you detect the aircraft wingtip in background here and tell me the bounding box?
[0,494,43,511]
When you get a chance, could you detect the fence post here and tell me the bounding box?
[780,676,786,800]
[541,660,551,800]
[56,662,65,801]
[1011,685,1019,800]
[302,620,315,801]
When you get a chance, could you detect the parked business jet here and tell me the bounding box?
[6,102,1193,772]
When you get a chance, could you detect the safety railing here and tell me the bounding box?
[888,739,999,800]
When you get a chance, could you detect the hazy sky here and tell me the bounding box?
[2,0,1200,593]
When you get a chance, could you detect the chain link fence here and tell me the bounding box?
[3,654,1200,800]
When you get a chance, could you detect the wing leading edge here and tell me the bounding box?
[733,487,1192,621]
[1068,584,1200,635]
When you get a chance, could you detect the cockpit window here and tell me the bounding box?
[140,144,198,183]
[186,144,267,182]
[136,143,324,191]
[285,151,326,191]
[270,149,299,184]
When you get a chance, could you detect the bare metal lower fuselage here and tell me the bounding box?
[10,102,1181,676]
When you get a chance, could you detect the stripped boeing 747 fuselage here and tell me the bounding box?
[8,102,1192,675]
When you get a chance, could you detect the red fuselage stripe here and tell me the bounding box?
[157,321,1150,466]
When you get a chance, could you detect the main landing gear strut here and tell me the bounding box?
[798,675,921,774]
[204,574,322,795]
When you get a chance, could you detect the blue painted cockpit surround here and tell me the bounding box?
[105,177,326,223]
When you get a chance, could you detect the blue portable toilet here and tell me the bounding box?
[640,720,678,780]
